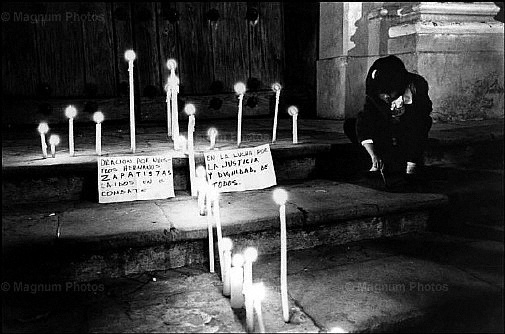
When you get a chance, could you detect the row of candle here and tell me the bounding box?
[37,107,105,158]
[38,49,298,159]
[127,50,299,151]
[37,101,298,159]
[196,166,291,331]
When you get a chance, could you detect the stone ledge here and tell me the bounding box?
[2,180,448,256]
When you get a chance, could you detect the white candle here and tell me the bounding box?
[125,50,136,153]
[209,188,225,279]
[185,104,197,197]
[65,105,77,157]
[207,127,218,150]
[49,134,60,158]
[230,253,245,308]
[234,82,246,148]
[221,237,233,297]
[288,106,299,144]
[196,165,207,216]
[165,60,176,138]
[273,188,289,322]
[271,83,282,143]
[38,122,49,159]
[252,282,266,333]
[164,82,172,138]
[93,111,104,156]
[244,247,258,332]
[167,59,180,142]
[204,183,214,273]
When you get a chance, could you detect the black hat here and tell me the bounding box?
[366,55,408,96]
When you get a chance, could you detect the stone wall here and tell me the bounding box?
[317,2,504,122]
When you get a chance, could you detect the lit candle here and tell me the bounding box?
[207,127,218,150]
[221,237,233,297]
[271,83,282,143]
[49,134,60,158]
[273,188,289,322]
[185,104,197,197]
[167,59,180,143]
[252,282,266,333]
[125,50,136,153]
[287,106,299,144]
[230,253,245,308]
[93,111,104,156]
[244,247,258,332]
[37,122,49,159]
[234,82,246,148]
[209,188,225,279]
[64,105,77,156]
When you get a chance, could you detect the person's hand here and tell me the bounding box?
[370,154,384,172]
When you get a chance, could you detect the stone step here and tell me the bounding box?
[1,141,332,206]
[2,118,502,206]
[2,133,502,206]
[1,179,448,283]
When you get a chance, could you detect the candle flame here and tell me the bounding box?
[49,134,60,145]
[271,82,282,92]
[38,122,49,134]
[166,58,177,70]
[184,103,196,115]
[273,188,288,205]
[244,247,258,263]
[93,111,104,123]
[221,237,233,251]
[207,127,218,137]
[65,105,77,118]
[288,106,299,116]
[234,82,246,95]
[124,49,136,61]
[232,253,245,267]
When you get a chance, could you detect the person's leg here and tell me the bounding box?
[400,115,432,174]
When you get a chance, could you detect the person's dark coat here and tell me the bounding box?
[355,55,433,164]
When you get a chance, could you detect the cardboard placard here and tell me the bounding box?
[204,144,277,192]
[98,155,175,203]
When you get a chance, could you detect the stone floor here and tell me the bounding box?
[2,232,503,333]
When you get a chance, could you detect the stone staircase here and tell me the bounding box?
[1,118,503,283]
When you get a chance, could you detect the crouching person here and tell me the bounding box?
[353,55,433,179]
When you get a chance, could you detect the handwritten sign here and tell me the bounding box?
[204,144,276,192]
[98,155,175,203]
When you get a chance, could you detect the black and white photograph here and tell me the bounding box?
[1,2,503,333]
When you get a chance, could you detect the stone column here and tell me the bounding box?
[388,2,503,121]
[317,2,391,120]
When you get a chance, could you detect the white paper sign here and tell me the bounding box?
[204,144,277,192]
[98,155,175,203]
